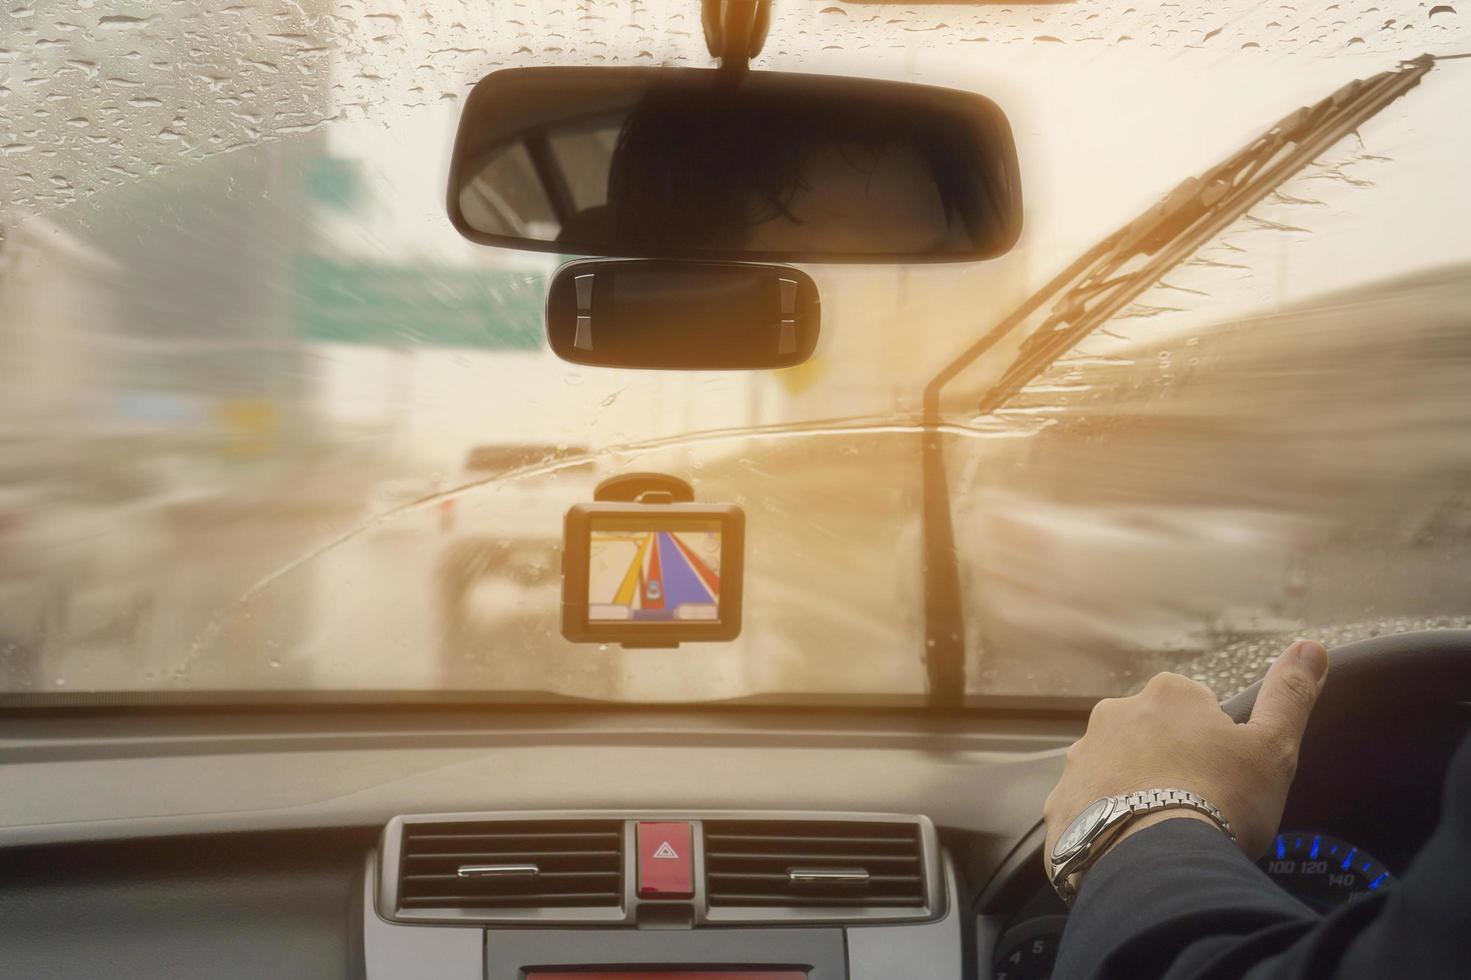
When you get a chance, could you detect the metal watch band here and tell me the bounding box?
[1050,787,1236,905]
[1117,787,1236,842]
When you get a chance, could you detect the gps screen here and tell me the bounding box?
[587,516,723,623]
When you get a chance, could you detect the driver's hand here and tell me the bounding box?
[1044,640,1329,863]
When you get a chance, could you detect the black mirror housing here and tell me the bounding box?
[448,67,1022,264]
[544,259,819,371]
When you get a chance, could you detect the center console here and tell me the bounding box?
[363,811,964,979]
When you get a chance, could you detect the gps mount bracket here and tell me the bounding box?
[594,472,696,505]
[702,0,771,74]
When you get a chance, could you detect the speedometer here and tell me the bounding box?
[1259,831,1392,912]
[991,831,1393,980]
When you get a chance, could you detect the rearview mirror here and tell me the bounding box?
[448,67,1022,264]
[545,260,819,370]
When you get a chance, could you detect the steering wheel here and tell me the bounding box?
[1221,628,1471,725]
[978,630,1471,918]
[1221,628,1471,850]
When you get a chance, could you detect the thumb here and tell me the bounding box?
[1248,640,1329,746]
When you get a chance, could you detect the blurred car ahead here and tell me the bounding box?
[435,444,602,683]
[0,469,177,687]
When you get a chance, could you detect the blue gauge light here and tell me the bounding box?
[1259,831,1393,913]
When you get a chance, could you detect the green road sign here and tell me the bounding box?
[305,157,364,211]
[298,255,546,350]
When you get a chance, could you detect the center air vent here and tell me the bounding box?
[703,819,927,909]
[395,818,622,912]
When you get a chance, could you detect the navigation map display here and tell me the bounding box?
[562,502,744,644]
[587,517,722,623]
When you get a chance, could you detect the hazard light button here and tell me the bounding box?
[637,822,694,898]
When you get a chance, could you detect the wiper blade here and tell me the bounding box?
[918,54,1441,707]
[970,54,1436,416]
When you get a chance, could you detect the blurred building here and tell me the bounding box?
[0,221,121,439]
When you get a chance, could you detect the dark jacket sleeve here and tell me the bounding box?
[1052,734,1471,980]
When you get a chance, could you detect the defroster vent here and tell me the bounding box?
[395,818,623,912]
[703,819,926,909]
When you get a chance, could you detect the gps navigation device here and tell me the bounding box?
[562,500,745,646]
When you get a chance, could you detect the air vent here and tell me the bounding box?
[395,818,623,912]
[703,819,926,909]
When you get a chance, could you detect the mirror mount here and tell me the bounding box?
[545,259,819,371]
[702,0,772,74]
[594,473,696,504]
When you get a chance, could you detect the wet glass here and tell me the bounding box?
[2,1,1470,704]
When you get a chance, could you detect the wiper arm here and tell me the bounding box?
[918,54,1441,707]
[971,55,1438,416]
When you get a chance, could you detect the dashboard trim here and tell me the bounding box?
[847,852,966,980]
[483,926,848,980]
[975,819,1047,914]
[363,854,482,980]
[379,810,944,927]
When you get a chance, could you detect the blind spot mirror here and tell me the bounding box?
[545,260,819,371]
[448,67,1022,264]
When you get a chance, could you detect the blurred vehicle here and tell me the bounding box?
[436,444,601,683]
[959,491,1327,680]
[0,467,175,686]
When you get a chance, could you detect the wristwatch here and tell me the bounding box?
[1049,788,1235,904]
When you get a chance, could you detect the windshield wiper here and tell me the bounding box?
[918,54,1441,707]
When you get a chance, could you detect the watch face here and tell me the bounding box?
[1054,798,1112,861]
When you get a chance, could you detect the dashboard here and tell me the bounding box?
[983,828,1395,980]
[0,700,1463,979]
[978,697,1471,980]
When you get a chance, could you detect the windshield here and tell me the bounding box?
[3,2,1471,706]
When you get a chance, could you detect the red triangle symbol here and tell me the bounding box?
[652,841,679,859]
